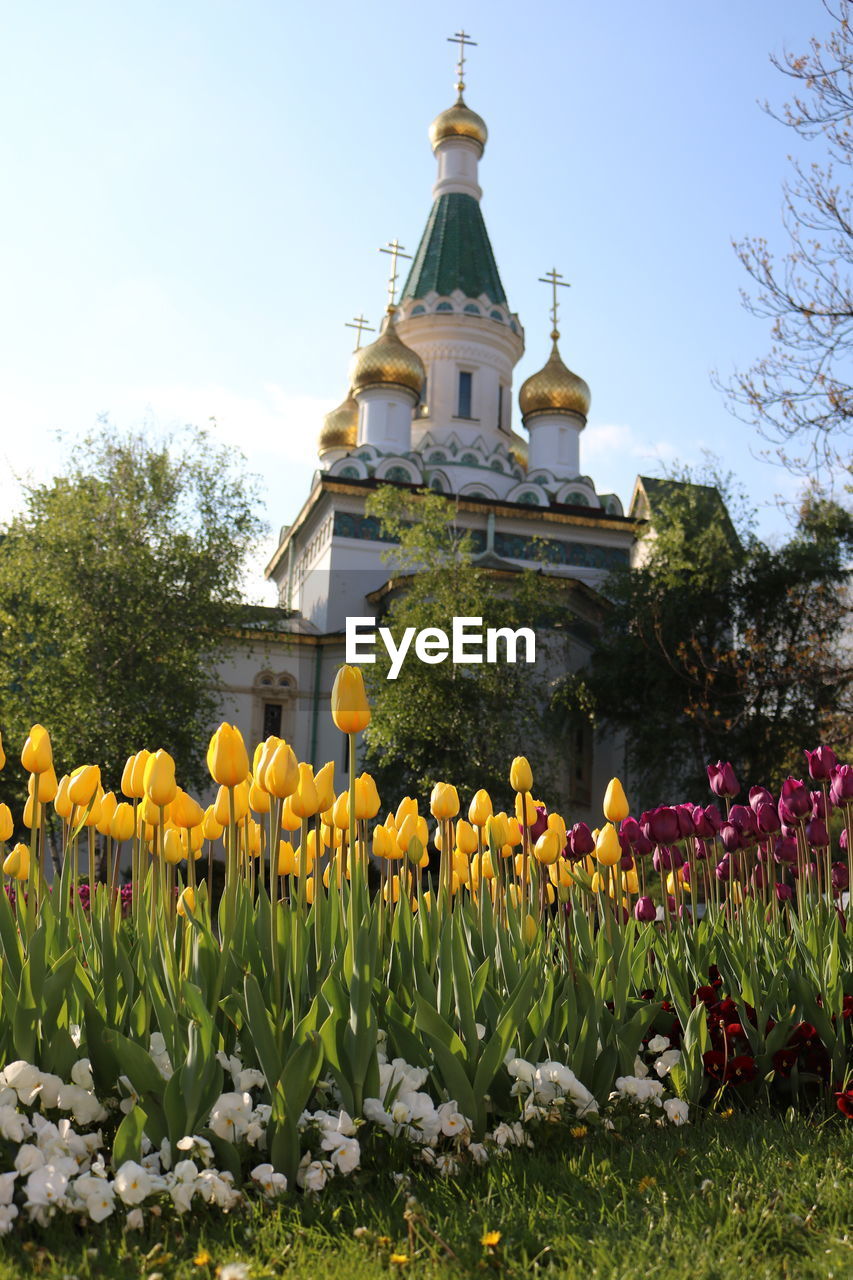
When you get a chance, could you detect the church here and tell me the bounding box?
[216,38,675,818]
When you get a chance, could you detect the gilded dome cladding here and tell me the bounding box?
[429,96,488,153]
[319,392,358,453]
[350,316,425,397]
[519,338,591,420]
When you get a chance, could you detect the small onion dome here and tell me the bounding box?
[319,391,358,454]
[508,434,528,471]
[519,333,591,421]
[429,94,488,154]
[350,313,425,398]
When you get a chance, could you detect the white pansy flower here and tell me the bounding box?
[69,1024,82,1048]
[4,1062,44,1107]
[113,1161,152,1205]
[0,1204,19,1234]
[148,1033,173,1080]
[56,1084,108,1125]
[647,1034,671,1054]
[70,1059,94,1090]
[0,1104,32,1143]
[176,1134,214,1165]
[663,1098,690,1125]
[236,1069,266,1092]
[250,1163,288,1197]
[125,1207,144,1230]
[25,1162,71,1207]
[0,1173,17,1205]
[633,1055,649,1079]
[208,1092,253,1142]
[36,1073,64,1110]
[320,1132,360,1175]
[15,1145,45,1177]
[219,1265,250,1280]
[654,1050,682,1078]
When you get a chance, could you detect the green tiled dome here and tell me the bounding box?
[401,192,507,306]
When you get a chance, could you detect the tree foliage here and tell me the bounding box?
[360,487,578,808]
[726,0,853,478]
[0,425,265,804]
[585,471,852,808]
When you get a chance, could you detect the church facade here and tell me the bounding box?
[215,56,654,819]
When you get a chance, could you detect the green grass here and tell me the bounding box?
[2,1110,851,1280]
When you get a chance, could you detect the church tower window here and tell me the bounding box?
[457,370,473,418]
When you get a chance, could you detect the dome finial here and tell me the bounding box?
[538,266,571,337]
[447,28,477,99]
[520,268,590,421]
[379,238,413,311]
[344,313,375,350]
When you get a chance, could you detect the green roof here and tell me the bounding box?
[632,476,741,550]
[401,192,507,305]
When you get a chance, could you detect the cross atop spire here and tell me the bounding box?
[538,266,571,341]
[379,239,413,311]
[345,314,374,350]
[447,29,477,97]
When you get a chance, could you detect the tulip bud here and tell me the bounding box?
[0,804,12,843]
[53,774,73,821]
[213,780,249,826]
[202,805,223,842]
[276,840,295,876]
[395,796,418,828]
[455,818,478,856]
[603,777,630,823]
[3,842,29,880]
[355,773,382,820]
[162,828,185,865]
[68,764,101,808]
[110,802,135,843]
[331,791,349,830]
[595,822,622,867]
[21,724,53,774]
[486,812,509,850]
[314,761,336,814]
[291,763,320,818]
[430,781,460,820]
[33,765,59,804]
[372,823,394,859]
[534,829,560,865]
[634,895,657,922]
[177,886,196,918]
[804,745,837,781]
[469,789,493,827]
[330,665,371,734]
[171,789,205,829]
[707,760,739,799]
[143,750,177,807]
[509,756,533,793]
[206,723,250,787]
[514,791,537,827]
[96,790,118,837]
[265,742,299,799]
[0,730,5,771]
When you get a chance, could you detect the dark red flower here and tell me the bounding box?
[727,1055,757,1085]
[707,761,739,799]
[835,1088,853,1119]
[772,1048,798,1077]
[703,1050,726,1080]
[805,746,838,781]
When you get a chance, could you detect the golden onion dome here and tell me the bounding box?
[429,94,488,153]
[508,434,528,471]
[350,313,425,398]
[519,333,591,421]
[318,391,358,454]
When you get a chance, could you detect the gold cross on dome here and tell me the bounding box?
[538,266,571,338]
[447,29,477,94]
[345,314,375,349]
[379,239,412,310]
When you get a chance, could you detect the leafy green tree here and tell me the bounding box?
[361,487,580,808]
[583,470,852,807]
[0,424,265,808]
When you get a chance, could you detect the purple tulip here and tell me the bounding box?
[620,817,653,857]
[754,802,781,836]
[691,806,714,838]
[806,817,829,849]
[529,805,549,841]
[729,804,758,836]
[703,804,724,834]
[811,790,831,819]
[720,823,743,853]
[775,882,794,903]
[634,895,657,922]
[805,745,838,781]
[752,864,767,890]
[778,777,811,824]
[831,862,850,893]
[773,836,798,866]
[841,828,849,853]
[675,804,696,839]
[715,853,732,882]
[693,837,709,861]
[749,786,774,813]
[646,806,681,845]
[569,822,595,859]
[653,845,683,873]
[619,853,634,871]
[707,761,739,799]
[830,764,853,807]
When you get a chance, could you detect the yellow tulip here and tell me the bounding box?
[21,724,53,774]
[213,780,249,826]
[80,787,104,828]
[54,774,73,821]
[372,823,394,859]
[622,868,640,894]
[314,761,336,813]
[397,813,428,856]
[330,665,371,734]
[202,806,224,842]
[23,794,41,829]
[430,782,460,820]
[395,796,418,828]
[514,792,537,826]
[281,795,301,831]
[248,778,271,814]
[331,791,349,830]
[603,777,630,824]
[595,822,622,867]
[254,736,280,791]
[277,840,296,876]
[265,742,299,799]
[533,829,560,865]
[0,804,12,843]
[468,789,493,827]
[383,874,401,904]
[32,765,58,804]
[206,723,250,787]
[68,765,101,807]
[291,763,319,818]
[304,876,316,905]
[120,749,151,800]
[96,790,118,837]
[355,772,381,820]
[177,886,196,918]
[452,850,470,883]
[455,819,478,856]
[0,729,5,770]
[110,802,135,842]
[163,828,186,865]
[3,842,29,881]
[509,756,533,793]
[547,812,567,849]
[172,789,205,829]
[485,813,509,849]
[144,750,177,807]
[523,913,538,944]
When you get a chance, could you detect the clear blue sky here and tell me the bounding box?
[0,1,833,597]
